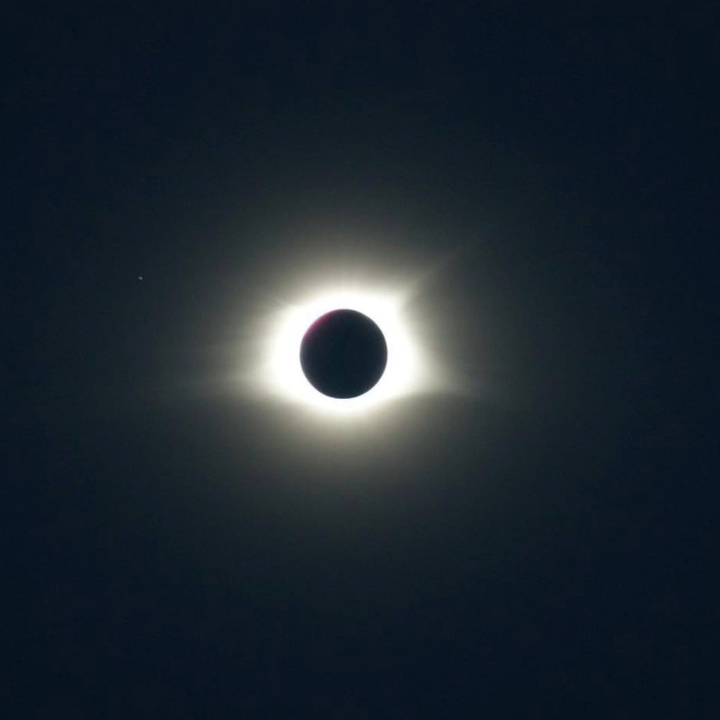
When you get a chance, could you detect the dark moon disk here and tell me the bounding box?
[300,309,388,399]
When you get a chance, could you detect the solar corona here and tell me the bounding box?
[259,286,433,417]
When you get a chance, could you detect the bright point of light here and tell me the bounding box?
[261,287,433,417]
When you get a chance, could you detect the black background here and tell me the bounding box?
[4,2,717,717]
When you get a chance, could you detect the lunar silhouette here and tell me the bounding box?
[300,309,388,398]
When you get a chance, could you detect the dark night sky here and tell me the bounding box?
[4,3,717,717]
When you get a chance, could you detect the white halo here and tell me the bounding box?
[260,287,434,417]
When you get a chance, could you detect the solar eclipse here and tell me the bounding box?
[252,281,446,419]
[300,309,388,399]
